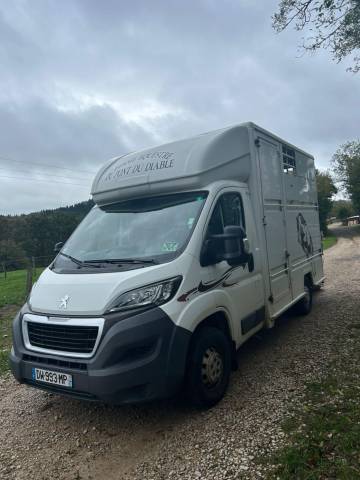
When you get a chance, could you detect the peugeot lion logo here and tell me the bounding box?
[59,294,70,309]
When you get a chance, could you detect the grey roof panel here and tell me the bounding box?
[91,124,251,205]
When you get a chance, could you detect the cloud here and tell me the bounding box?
[0,99,154,213]
[0,99,153,168]
[0,0,359,213]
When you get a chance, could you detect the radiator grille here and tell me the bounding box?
[27,322,99,354]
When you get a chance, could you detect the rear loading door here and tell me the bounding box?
[256,136,292,316]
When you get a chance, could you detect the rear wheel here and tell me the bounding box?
[295,281,313,315]
[185,326,231,408]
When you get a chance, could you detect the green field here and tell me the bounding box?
[0,267,43,374]
[0,310,14,375]
[0,267,43,308]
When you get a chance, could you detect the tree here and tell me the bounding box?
[316,169,337,234]
[332,140,360,213]
[0,200,93,264]
[0,239,27,269]
[331,199,354,218]
[273,0,360,72]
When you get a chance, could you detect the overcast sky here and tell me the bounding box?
[0,0,359,214]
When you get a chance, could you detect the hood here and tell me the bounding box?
[29,257,190,316]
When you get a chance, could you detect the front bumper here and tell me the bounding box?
[10,306,191,404]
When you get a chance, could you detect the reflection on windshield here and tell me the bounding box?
[62,191,208,263]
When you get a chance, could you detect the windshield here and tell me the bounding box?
[61,191,208,265]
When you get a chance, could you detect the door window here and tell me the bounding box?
[207,202,223,236]
[206,192,245,238]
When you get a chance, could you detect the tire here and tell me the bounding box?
[185,326,232,408]
[295,282,313,315]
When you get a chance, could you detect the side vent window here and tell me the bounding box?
[282,145,296,174]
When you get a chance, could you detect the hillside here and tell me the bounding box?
[0,200,94,264]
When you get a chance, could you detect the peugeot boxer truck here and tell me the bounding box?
[10,123,324,407]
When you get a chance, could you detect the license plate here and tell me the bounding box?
[32,367,73,388]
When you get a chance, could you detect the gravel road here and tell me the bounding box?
[1,225,359,480]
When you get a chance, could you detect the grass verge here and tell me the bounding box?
[0,267,43,308]
[0,267,44,376]
[0,308,18,376]
[0,350,10,375]
[322,235,337,250]
[266,326,360,479]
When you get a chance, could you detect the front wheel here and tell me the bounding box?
[185,326,231,408]
[295,282,313,315]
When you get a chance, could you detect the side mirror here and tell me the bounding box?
[222,225,247,265]
[54,242,64,253]
[243,237,251,255]
[212,225,253,268]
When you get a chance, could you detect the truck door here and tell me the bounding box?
[257,136,293,316]
[202,189,265,343]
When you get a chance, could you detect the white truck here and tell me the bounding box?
[10,122,324,407]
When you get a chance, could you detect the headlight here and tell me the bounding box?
[108,276,182,313]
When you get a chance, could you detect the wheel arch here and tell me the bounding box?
[193,309,232,338]
[189,308,238,370]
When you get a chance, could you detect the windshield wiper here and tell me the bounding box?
[59,252,102,268]
[85,258,158,265]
